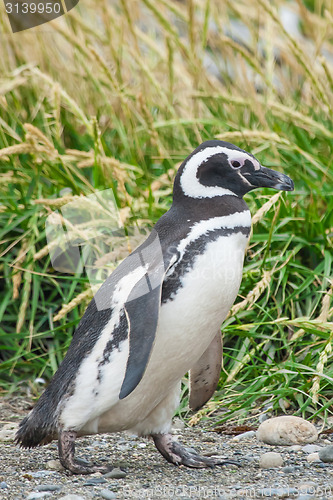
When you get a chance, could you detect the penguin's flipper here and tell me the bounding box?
[189,330,222,411]
[119,234,179,400]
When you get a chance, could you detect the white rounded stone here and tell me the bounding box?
[306,452,320,463]
[259,452,284,468]
[256,416,318,446]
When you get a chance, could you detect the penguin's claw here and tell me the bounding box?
[64,460,111,475]
[58,430,112,475]
[152,433,240,469]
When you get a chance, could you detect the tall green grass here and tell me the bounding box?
[0,0,332,422]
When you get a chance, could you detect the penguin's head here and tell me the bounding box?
[175,140,294,200]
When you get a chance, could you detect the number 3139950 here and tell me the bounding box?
[5,3,62,14]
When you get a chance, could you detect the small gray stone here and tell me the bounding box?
[36,485,62,492]
[319,445,333,463]
[302,444,322,453]
[27,493,52,500]
[29,471,56,478]
[282,465,297,473]
[100,490,117,500]
[258,413,270,424]
[83,477,107,486]
[259,452,284,468]
[59,496,86,500]
[232,430,256,441]
[0,482,8,489]
[104,468,127,479]
[298,482,316,494]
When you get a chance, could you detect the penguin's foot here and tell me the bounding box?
[58,430,112,475]
[152,433,240,469]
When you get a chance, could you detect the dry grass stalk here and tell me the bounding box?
[251,192,282,225]
[216,131,289,146]
[0,143,35,158]
[197,92,333,139]
[53,287,94,322]
[16,260,33,334]
[12,240,29,300]
[310,281,333,403]
[228,270,272,318]
[188,400,220,427]
[29,67,93,135]
[24,123,57,155]
[258,0,330,108]
[32,195,80,208]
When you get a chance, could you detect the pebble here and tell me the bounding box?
[46,459,64,471]
[302,444,322,453]
[319,444,333,462]
[290,445,302,452]
[306,452,320,463]
[104,468,127,479]
[298,481,317,492]
[282,465,298,473]
[278,397,291,410]
[232,430,256,441]
[257,416,318,445]
[83,477,107,486]
[0,482,8,489]
[59,496,86,500]
[36,484,62,492]
[173,418,185,430]
[258,413,270,424]
[0,423,18,442]
[29,471,57,478]
[259,452,284,468]
[100,490,117,500]
[27,494,52,500]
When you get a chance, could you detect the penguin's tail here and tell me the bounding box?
[15,405,57,448]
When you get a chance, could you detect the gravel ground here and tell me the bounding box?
[1,398,333,500]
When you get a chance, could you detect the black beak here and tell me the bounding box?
[244,166,294,192]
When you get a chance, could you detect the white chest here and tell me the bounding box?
[147,230,250,382]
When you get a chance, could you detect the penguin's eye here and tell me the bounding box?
[230,159,243,169]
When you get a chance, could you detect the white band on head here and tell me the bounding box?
[180,146,260,198]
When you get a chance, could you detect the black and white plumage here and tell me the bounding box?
[16,140,294,473]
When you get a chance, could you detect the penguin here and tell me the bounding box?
[16,140,294,474]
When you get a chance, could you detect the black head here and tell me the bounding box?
[174,140,294,201]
